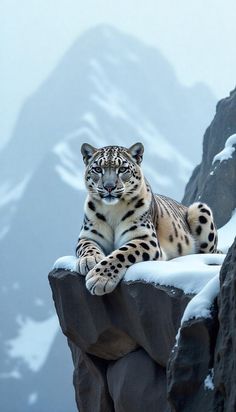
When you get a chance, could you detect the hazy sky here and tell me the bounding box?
[1,0,236,147]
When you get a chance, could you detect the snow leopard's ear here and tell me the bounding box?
[81,143,97,165]
[128,142,144,165]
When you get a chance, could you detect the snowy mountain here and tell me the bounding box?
[0,25,216,412]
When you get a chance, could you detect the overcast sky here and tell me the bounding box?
[1,0,236,148]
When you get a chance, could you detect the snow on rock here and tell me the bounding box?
[53,253,224,296]
[53,255,78,272]
[218,208,236,253]
[213,133,236,164]
[204,369,214,391]
[6,314,59,372]
[125,254,224,294]
[180,274,219,323]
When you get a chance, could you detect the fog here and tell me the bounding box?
[1,0,236,147]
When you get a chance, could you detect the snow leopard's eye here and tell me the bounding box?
[93,166,102,174]
[119,166,128,173]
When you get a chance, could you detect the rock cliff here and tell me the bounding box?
[183,87,236,228]
[167,237,236,412]
[49,238,235,412]
[48,270,192,411]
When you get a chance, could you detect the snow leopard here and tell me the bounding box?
[76,143,218,295]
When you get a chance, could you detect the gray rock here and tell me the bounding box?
[183,87,236,228]
[167,305,218,412]
[167,239,236,412]
[49,270,191,366]
[48,269,192,411]
[69,343,114,412]
[107,349,170,412]
[214,238,236,411]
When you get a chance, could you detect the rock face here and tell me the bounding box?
[214,238,236,411]
[49,240,236,412]
[167,238,236,412]
[49,270,192,411]
[183,87,236,228]
[167,302,218,411]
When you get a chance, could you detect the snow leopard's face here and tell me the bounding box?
[81,143,144,205]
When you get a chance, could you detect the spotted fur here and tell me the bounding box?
[76,143,218,295]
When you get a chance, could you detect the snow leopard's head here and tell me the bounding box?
[81,143,144,204]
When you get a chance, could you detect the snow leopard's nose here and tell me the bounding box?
[104,183,116,193]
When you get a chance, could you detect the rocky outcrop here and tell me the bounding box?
[167,297,218,411]
[49,270,192,411]
[183,87,236,228]
[49,239,236,412]
[214,238,236,411]
[167,238,236,412]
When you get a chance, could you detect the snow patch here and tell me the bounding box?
[91,70,130,120]
[54,141,85,191]
[6,315,59,372]
[53,254,224,294]
[181,274,219,323]
[125,254,224,295]
[204,369,214,390]
[53,255,78,272]
[213,134,236,164]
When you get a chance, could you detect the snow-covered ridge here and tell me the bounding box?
[213,133,236,164]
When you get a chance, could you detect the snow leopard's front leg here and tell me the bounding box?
[76,238,106,276]
[86,236,162,295]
